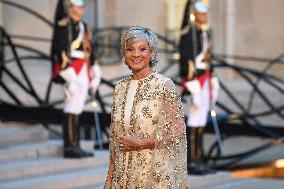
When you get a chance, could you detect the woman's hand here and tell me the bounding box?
[118,135,142,151]
[118,129,155,151]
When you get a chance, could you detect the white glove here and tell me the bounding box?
[64,80,85,101]
[185,79,202,107]
[185,79,201,95]
[195,53,208,69]
[59,67,77,83]
[90,64,101,95]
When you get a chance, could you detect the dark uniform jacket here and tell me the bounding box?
[50,18,96,83]
[179,25,212,79]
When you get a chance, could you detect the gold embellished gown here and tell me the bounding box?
[110,72,188,189]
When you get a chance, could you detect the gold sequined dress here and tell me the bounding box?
[110,72,188,189]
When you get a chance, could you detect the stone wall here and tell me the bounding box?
[209,0,284,76]
[102,0,166,35]
[210,0,284,56]
[0,2,3,25]
[2,0,57,54]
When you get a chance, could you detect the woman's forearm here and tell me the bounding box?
[104,157,115,189]
[139,138,155,150]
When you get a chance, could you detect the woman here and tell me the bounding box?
[104,26,188,189]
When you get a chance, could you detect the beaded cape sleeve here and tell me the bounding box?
[153,79,188,188]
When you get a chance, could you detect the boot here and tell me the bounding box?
[196,127,205,161]
[186,126,191,173]
[189,127,215,175]
[73,114,93,158]
[63,113,83,158]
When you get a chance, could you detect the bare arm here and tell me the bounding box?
[139,137,155,150]
[104,157,115,189]
[187,60,195,80]
[118,135,155,151]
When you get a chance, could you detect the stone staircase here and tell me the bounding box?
[0,123,108,189]
[1,122,284,189]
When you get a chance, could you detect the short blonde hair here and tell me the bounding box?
[121,26,158,67]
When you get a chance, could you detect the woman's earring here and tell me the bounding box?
[150,57,155,66]
[150,57,153,64]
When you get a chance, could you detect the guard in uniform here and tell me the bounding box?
[179,1,219,173]
[51,0,101,158]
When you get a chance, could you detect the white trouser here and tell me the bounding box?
[63,64,89,115]
[187,79,210,127]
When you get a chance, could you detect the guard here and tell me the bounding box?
[179,1,219,174]
[51,0,101,158]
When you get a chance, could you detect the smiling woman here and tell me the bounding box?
[104,26,189,189]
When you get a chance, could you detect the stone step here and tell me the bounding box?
[0,139,95,163]
[0,141,62,163]
[0,157,108,189]
[0,152,108,182]
[0,124,49,148]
